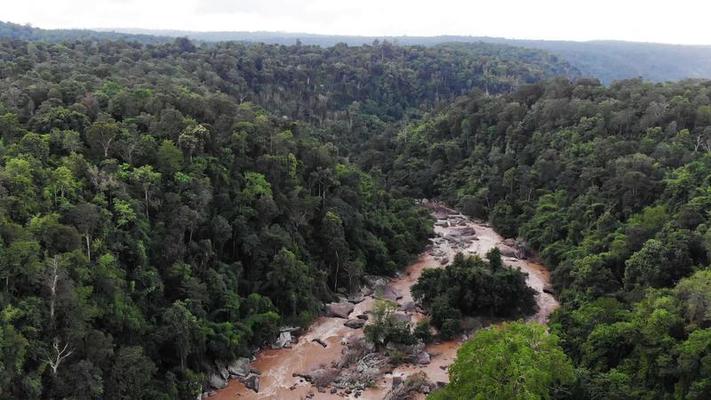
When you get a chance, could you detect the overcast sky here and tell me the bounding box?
[5,0,711,45]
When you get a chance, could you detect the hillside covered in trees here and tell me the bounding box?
[0,36,578,399]
[7,20,711,84]
[4,19,711,400]
[395,78,711,399]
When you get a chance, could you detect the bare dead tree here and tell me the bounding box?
[44,256,73,375]
[47,256,59,323]
[695,134,711,152]
[47,338,73,376]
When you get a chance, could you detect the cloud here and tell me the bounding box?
[2,0,711,45]
[196,0,297,15]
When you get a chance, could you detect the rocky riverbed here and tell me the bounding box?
[209,201,559,400]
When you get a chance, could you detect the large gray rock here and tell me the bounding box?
[208,373,227,390]
[299,367,339,387]
[243,373,260,393]
[272,331,292,348]
[326,302,355,318]
[502,238,517,248]
[501,238,528,259]
[498,244,518,258]
[344,319,365,329]
[228,357,251,377]
[218,365,229,380]
[399,301,417,312]
[347,294,365,304]
[376,286,401,301]
[363,275,388,288]
[416,351,431,365]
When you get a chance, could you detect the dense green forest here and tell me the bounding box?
[11,20,711,84]
[395,78,711,399]
[39,21,711,84]
[4,21,711,400]
[0,35,577,399]
[412,250,536,338]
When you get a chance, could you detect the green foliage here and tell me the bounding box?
[0,37,445,398]
[6,22,711,400]
[364,300,416,349]
[399,78,711,399]
[429,322,574,400]
[412,252,537,337]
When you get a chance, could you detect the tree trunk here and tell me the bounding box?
[85,234,91,262]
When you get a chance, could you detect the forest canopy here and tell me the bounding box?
[0,34,579,399]
[3,23,711,400]
[397,77,711,399]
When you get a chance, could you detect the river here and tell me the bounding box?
[212,203,558,400]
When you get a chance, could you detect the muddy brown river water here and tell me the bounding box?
[212,203,558,400]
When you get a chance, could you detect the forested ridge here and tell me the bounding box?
[395,78,711,399]
[6,20,711,84]
[0,36,576,399]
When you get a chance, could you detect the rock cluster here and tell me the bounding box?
[201,357,262,398]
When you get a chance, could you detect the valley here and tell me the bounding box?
[212,202,557,399]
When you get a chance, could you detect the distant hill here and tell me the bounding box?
[3,21,711,83]
[0,20,167,43]
[108,29,711,84]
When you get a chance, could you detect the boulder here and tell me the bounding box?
[347,294,365,304]
[501,238,528,259]
[272,331,292,348]
[416,351,431,365]
[498,244,517,258]
[399,301,416,312]
[376,286,401,301]
[300,367,339,387]
[214,364,229,380]
[356,313,369,320]
[243,373,260,393]
[228,357,251,377]
[344,319,366,329]
[326,302,355,319]
[208,373,227,390]
[363,275,388,288]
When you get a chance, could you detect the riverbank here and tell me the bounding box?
[211,202,559,399]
